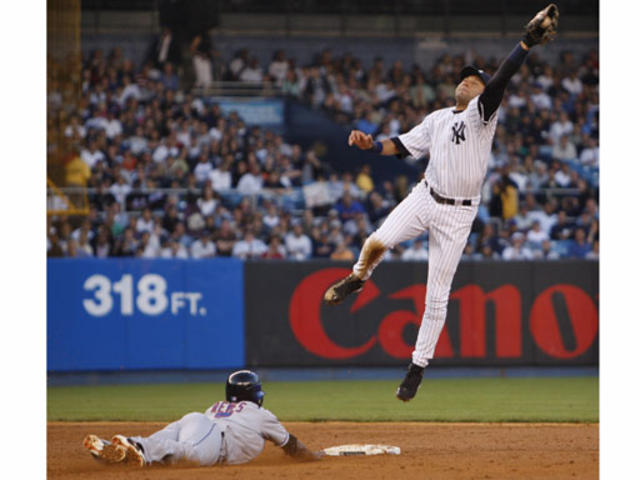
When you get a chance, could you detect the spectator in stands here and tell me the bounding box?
[586,240,599,260]
[171,222,192,249]
[528,160,549,190]
[579,136,599,166]
[239,57,264,84]
[526,220,549,249]
[304,66,330,107]
[162,204,181,234]
[229,49,249,80]
[479,243,499,260]
[237,163,263,195]
[284,222,312,260]
[553,161,575,187]
[549,111,574,144]
[136,208,154,234]
[410,71,435,107]
[502,233,533,260]
[312,230,334,258]
[512,204,534,232]
[76,230,94,257]
[65,115,87,139]
[281,68,300,97]
[209,158,233,191]
[160,62,179,91]
[549,210,574,241]
[530,82,552,110]
[214,219,236,257]
[65,146,91,187]
[109,174,132,208]
[354,109,378,136]
[147,27,181,68]
[261,203,279,232]
[262,236,286,259]
[366,191,391,227]
[263,170,287,191]
[330,241,355,261]
[552,135,577,162]
[532,239,560,260]
[92,226,112,258]
[112,227,138,257]
[335,191,365,224]
[490,170,519,220]
[461,243,477,261]
[190,32,213,89]
[567,228,592,259]
[232,230,268,259]
[190,231,216,259]
[356,164,374,194]
[401,239,429,261]
[81,140,106,169]
[197,185,218,217]
[584,197,599,220]
[161,239,189,259]
[120,75,142,105]
[562,71,583,96]
[268,50,289,85]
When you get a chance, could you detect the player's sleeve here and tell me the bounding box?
[260,408,290,447]
[394,115,431,158]
[467,96,494,131]
[478,42,529,122]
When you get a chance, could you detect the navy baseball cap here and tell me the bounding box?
[459,65,490,86]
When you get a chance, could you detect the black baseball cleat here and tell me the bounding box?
[396,363,425,402]
[323,274,365,305]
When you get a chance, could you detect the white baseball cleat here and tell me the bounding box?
[111,435,146,467]
[83,434,127,463]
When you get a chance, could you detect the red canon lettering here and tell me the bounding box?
[288,268,378,359]
[451,285,522,358]
[379,285,453,359]
[529,284,598,359]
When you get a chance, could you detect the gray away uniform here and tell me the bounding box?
[131,400,290,466]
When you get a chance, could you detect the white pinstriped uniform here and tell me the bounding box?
[353,95,498,367]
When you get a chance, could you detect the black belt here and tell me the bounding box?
[426,182,472,206]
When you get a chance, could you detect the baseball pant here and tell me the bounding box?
[353,180,477,367]
[132,412,222,466]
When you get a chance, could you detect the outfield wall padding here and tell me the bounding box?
[47,259,598,371]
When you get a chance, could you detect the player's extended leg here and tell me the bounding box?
[130,412,222,466]
[324,181,430,305]
[397,203,477,401]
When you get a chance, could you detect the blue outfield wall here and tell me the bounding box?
[47,259,244,371]
[48,259,599,373]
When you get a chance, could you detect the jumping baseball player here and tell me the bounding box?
[83,370,321,467]
[324,5,559,401]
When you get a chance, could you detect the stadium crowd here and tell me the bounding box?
[48,38,599,261]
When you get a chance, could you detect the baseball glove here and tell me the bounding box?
[522,3,559,47]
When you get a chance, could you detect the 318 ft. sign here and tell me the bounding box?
[83,274,206,317]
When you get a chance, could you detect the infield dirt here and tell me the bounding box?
[48,421,598,479]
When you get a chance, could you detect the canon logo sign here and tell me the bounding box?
[288,268,598,361]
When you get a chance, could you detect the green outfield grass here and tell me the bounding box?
[47,377,598,423]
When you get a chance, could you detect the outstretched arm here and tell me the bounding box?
[479,3,559,121]
[348,130,400,155]
[282,434,323,461]
[478,42,529,122]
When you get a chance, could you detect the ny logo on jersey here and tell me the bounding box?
[451,121,466,145]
